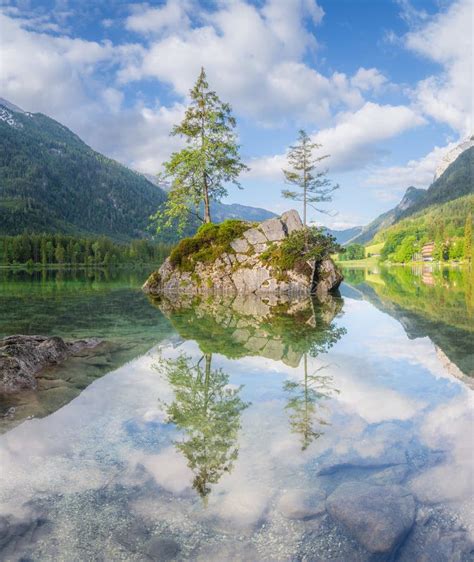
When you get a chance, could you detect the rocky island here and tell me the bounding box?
[143,210,343,298]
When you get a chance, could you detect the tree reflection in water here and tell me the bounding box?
[157,353,249,502]
[155,293,346,454]
[283,300,345,451]
[284,355,339,451]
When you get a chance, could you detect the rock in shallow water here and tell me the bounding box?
[145,536,181,561]
[277,489,326,520]
[325,481,416,555]
[0,335,101,394]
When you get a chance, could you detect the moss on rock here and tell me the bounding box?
[169,219,252,272]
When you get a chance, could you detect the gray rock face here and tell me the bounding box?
[260,217,286,241]
[314,258,344,300]
[326,482,416,555]
[243,227,267,245]
[143,210,343,297]
[230,238,249,253]
[231,266,271,293]
[0,335,101,394]
[281,209,304,233]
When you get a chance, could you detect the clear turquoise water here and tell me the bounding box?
[0,266,472,561]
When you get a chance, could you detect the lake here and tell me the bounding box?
[0,265,473,561]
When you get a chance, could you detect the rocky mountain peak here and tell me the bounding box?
[397,186,425,212]
[0,97,25,114]
[434,136,474,181]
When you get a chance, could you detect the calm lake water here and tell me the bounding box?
[0,265,473,561]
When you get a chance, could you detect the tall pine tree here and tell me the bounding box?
[154,68,248,232]
[282,130,339,227]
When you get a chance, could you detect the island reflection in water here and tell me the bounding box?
[0,273,472,561]
[153,294,345,498]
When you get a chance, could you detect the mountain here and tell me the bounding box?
[0,97,26,114]
[0,99,275,240]
[349,186,425,245]
[0,100,167,240]
[325,226,363,245]
[350,142,473,245]
[143,174,276,223]
[210,201,276,222]
[434,136,474,181]
[399,146,473,218]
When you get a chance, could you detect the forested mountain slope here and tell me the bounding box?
[0,103,167,240]
[349,187,426,245]
[0,100,275,240]
[325,226,363,245]
[349,145,473,246]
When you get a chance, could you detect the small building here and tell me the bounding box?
[421,242,435,262]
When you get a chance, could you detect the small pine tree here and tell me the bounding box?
[54,242,65,264]
[282,130,339,227]
[154,68,249,232]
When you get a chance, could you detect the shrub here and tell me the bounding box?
[169,219,251,271]
[261,227,341,275]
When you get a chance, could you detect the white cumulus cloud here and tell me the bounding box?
[404,0,473,135]
[248,102,426,179]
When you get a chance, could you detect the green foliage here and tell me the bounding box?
[342,265,473,376]
[0,233,171,267]
[169,219,250,271]
[153,68,249,233]
[156,353,249,500]
[351,149,473,247]
[282,129,339,225]
[284,357,338,451]
[347,265,473,334]
[260,227,342,276]
[392,235,418,263]
[465,211,473,263]
[377,194,474,263]
[338,243,365,261]
[0,110,166,239]
[403,147,474,218]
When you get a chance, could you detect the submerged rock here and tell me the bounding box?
[0,335,101,394]
[145,536,181,561]
[277,489,326,520]
[143,210,343,297]
[326,481,416,555]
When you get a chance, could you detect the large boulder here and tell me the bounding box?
[0,335,101,394]
[143,210,343,297]
[326,481,416,555]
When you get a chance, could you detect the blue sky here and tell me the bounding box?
[0,0,471,228]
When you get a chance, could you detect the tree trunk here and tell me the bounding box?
[303,184,307,228]
[203,175,211,223]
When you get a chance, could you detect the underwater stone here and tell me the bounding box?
[145,537,181,561]
[326,482,416,554]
